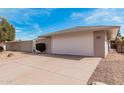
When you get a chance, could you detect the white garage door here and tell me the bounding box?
[51,31,94,56]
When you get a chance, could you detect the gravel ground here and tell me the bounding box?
[87,50,124,85]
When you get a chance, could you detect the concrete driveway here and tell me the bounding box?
[0,52,101,84]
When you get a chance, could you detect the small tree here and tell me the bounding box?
[0,17,15,42]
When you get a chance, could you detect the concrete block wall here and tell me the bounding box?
[6,40,33,52]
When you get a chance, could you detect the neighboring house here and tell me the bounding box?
[38,26,120,57]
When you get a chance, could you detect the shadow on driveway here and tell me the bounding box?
[22,52,84,60]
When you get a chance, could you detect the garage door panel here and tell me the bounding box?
[51,49,93,56]
[51,32,94,56]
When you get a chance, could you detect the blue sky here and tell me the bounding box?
[0,8,123,40]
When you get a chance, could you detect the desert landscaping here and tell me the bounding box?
[88,50,124,85]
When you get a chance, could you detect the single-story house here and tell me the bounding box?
[38,26,120,57]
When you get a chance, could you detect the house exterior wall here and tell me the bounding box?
[46,37,51,54]
[51,31,94,56]
[105,32,109,57]
[36,38,46,44]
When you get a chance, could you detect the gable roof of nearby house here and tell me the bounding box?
[39,26,120,40]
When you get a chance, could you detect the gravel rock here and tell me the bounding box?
[87,51,124,85]
[7,53,14,57]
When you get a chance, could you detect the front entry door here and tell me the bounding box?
[94,31,105,57]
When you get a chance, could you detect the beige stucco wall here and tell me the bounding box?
[36,38,46,44]
[45,37,51,54]
[51,31,94,56]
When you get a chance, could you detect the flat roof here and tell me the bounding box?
[38,26,120,40]
[39,26,120,40]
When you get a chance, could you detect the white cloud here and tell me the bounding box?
[112,16,122,22]
[84,9,124,23]
[33,24,43,33]
[69,9,124,36]
[71,12,84,19]
[83,9,124,36]
[16,29,21,33]
[16,27,23,33]
[70,9,124,23]
[84,9,110,21]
